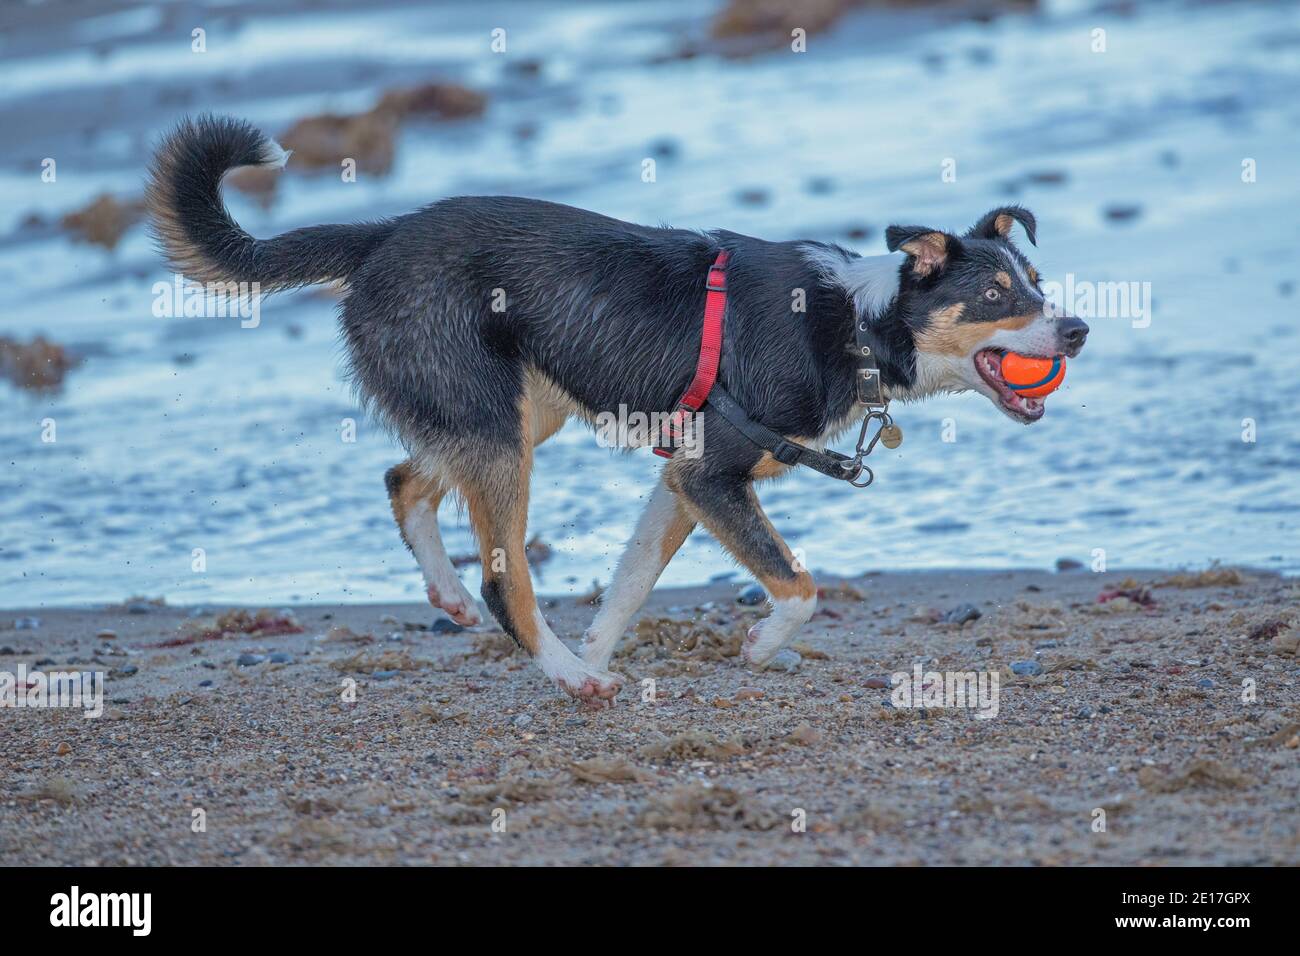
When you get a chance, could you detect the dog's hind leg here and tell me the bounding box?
[386,373,575,627]
[581,473,695,672]
[386,462,481,626]
[457,398,623,706]
[668,464,816,668]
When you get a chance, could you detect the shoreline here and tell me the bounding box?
[4,564,1290,615]
[3,566,1298,865]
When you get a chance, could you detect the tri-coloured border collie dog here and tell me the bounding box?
[147,115,1088,707]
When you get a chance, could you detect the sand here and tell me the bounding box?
[2,568,1297,866]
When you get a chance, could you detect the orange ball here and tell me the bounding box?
[1000,352,1066,397]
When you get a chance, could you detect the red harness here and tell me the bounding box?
[654,250,730,458]
[651,249,887,486]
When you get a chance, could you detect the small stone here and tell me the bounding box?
[564,717,585,727]
[0,646,14,655]
[14,617,41,630]
[96,629,117,640]
[1270,630,1299,655]
[431,618,464,634]
[1195,677,1215,689]
[1073,705,1094,719]
[236,653,266,667]
[34,657,56,667]
[371,670,400,680]
[864,676,890,689]
[1010,660,1043,676]
[126,602,153,615]
[734,687,765,700]
[1034,640,1059,649]
[1055,558,1083,572]
[736,584,766,606]
[114,664,139,677]
[765,648,802,672]
[56,742,71,756]
[267,652,293,664]
[943,603,982,625]
[379,614,400,625]
[512,714,533,728]
[199,679,214,688]
[712,697,735,708]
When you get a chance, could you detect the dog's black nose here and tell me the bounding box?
[1059,316,1089,352]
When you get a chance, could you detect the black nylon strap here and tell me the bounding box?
[706,386,858,481]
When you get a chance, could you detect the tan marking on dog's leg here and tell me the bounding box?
[386,462,481,625]
[669,469,816,668]
[581,475,695,672]
[462,401,622,706]
[386,376,574,627]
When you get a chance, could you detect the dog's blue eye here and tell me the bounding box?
[984,288,1001,301]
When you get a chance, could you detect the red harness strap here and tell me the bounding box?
[655,251,730,458]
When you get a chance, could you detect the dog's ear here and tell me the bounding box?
[885,226,958,277]
[966,205,1037,246]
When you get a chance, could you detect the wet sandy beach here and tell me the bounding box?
[3,567,1297,866]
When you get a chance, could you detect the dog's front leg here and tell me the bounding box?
[668,464,816,667]
[581,473,695,672]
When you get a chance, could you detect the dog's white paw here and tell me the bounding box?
[554,666,624,709]
[741,595,816,668]
[426,582,481,626]
[741,623,785,668]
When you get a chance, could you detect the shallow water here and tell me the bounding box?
[2,0,1298,607]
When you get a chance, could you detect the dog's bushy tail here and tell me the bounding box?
[145,114,396,290]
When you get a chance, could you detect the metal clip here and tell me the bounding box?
[840,405,893,489]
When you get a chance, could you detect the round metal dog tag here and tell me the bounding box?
[879,423,903,449]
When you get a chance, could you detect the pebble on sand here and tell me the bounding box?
[765,649,802,672]
[1011,660,1043,676]
[943,604,982,625]
[737,584,767,606]
[237,653,266,667]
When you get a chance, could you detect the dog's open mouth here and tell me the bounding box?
[974,348,1047,423]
